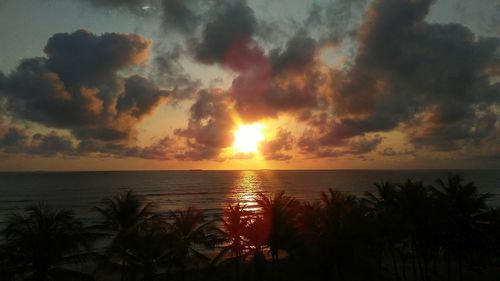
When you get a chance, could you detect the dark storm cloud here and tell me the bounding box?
[2,0,500,163]
[161,0,200,33]
[405,105,498,151]
[0,127,27,149]
[270,32,317,75]
[226,30,326,122]
[74,138,174,159]
[260,128,294,161]
[318,0,500,153]
[0,125,75,156]
[305,0,367,40]
[152,45,202,100]
[193,1,257,65]
[27,133,75,156]
[44,30,150,90]
[231,66,325,122]
[0,30,170,143]
[298,133,382,159]
[163,1,325,124]
[139,136,177,160]
[174,89,234,160]
[116,75,170,118]
[379,147,415,157]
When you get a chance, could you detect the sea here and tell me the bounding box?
[0,170,498,225]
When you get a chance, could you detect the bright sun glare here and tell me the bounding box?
[233,123,265,154]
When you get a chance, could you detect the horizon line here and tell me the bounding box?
[0,168,498,173]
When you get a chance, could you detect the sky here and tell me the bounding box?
[0,0,499,171]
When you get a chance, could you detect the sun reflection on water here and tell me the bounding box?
[227,170,263,212]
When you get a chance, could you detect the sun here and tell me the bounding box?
[232,123,266,154]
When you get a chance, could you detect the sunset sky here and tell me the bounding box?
[0,0,499,171]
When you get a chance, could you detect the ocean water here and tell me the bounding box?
[0,170,498,225]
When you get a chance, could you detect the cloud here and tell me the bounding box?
[116,75,170,118]
[173,89,234,160]
[0,127,28,151]
[379,147,415,157]
[1,0,499,164]
[321,0,500,152]
[226,31,325,122]
[0,30,170,143]
[151,45,201,100]
[305,0,368,40]
[298,130,382,158]
[161,0,200,33]
[260,128,294,161]
[193,1,257,65]
[0,125,75,156]
[270,32,317,75]
[28,133,75,156]
[139,136,177,160]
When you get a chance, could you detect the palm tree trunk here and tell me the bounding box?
[143,263,154,281]
[181,264,186,281]
[34,264,48,281]
[458,243,463,281]
[402,259,407,280]
[416,245,424,281]
[411,241,417,281]
[121,257,126,281]
[446,250,451,281]
[378,250,383,273]
[235,258,240,281]
[166,262,172,281]
[391,249,400,280]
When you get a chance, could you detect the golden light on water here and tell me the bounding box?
[231,170,263,212]
[232,123,266,154]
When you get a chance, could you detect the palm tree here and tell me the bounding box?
[365,181,403,279]
[94,190,156,281]
[0,244,14,280]
[320,189,368,278]
[432,174,491,281]
[295,202,324,245]
[255,191,299,264]
[124,219,174,281]
[214,203,250,262]
[396,179,433,281]
[294,201,324,259]
[243,216,270,281]
[168,207,217,281]
[214,202,274,281]
[365,181,398,210]
[1,203,95,281]
[212,202,250,281]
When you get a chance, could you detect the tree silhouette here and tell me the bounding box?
[168,207,217,281]
[365,181,403,279]
[432,175,492,281]
[1,203,95,281]
[1,174,498,281]
[255,191,299,264]
[124,219,174,281]
[395,179,432,281]
[94,190,156,281]
[212,202,251,280]
[214,203,250,261]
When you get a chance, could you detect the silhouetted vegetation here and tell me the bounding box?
[1,174,499,280]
